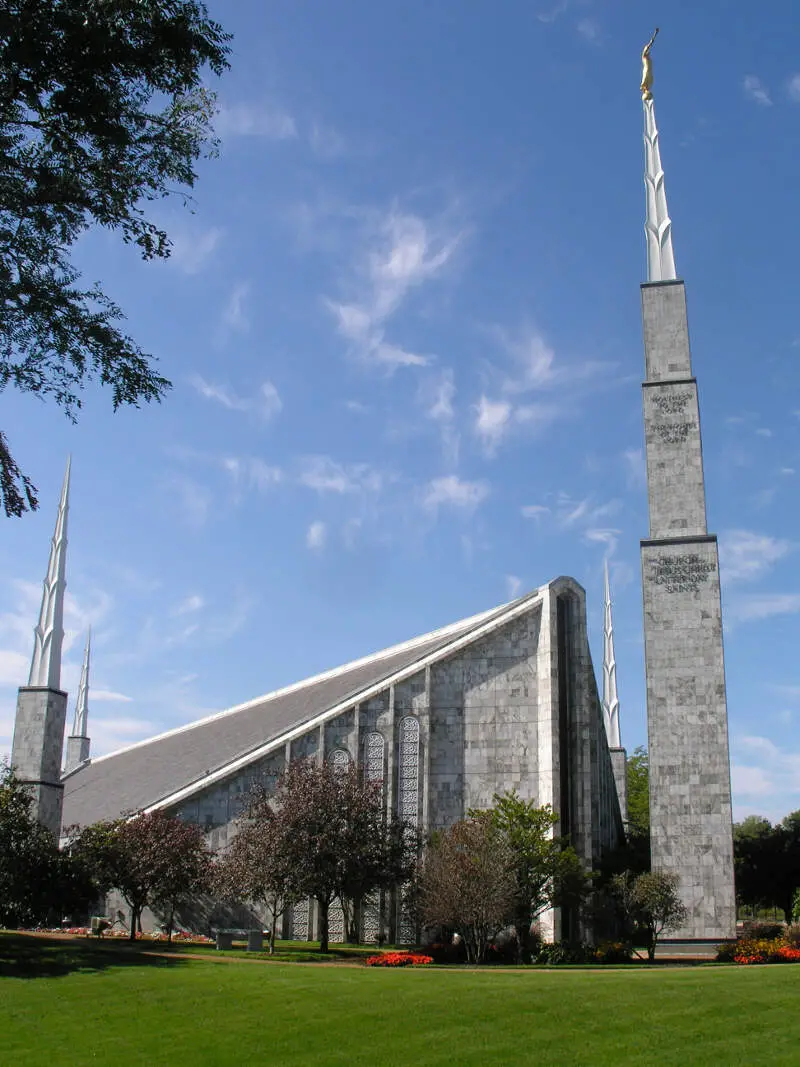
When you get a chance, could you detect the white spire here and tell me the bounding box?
[71,628,90,737]
[641,32,677,282]
[602,560,621,748]
[28,457,70,690]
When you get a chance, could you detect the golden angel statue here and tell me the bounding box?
[640,28,659,100]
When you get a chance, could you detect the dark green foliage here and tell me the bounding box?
[610,869,688,961]
[734,811,800,923]
[625,746,650,837]
[0,762,61,926]
[0,761,96,925]
[475,790,592,961]
[535,940,593,964]
[0,0,231,515]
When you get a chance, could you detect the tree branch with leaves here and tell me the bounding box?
[0,0,231,515]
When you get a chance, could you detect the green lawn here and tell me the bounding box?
[3,935,800,1066]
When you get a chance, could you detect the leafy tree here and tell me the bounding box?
[776,811,800,925]
[611,869,688,961]
[0,762,61,926]
[270,759,402,953]
[475,791,591,960]
[0,0,231,516]
[626,746,650,837]
[733,811,800,923]
[73,811,212,940]
[214,787,302,954]
[420,813,517,964]
[733,815,778,915]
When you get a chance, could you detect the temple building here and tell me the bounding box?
[10,36,736,948]
[12,465,625,941]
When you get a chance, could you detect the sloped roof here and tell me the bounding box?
[62,591,541,827]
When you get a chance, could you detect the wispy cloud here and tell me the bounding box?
[298,455,382,495]
[173,594,204,617]
[419,368,459,466]
[787,74,800,103]
[216,101,297,140]
[472,327,610,454]
[168,226,224,274]
[474,396,511,455]
[309,121,346,158]
[576,18,601,44]
[190,377,282,420]
[583,528,622,556]
[423,475,489,511]
[728,594,800,623]
[719,529,792,583]
[92,690,134,704]
[520,493,621,543]
[521,504,550,521]
[537,1,569,23]
[506,574,522,599]
[623,447,646,488]
[731,734,800,821]
[326,208,463,371]
[306,521,327,551]
[743,75,772,107]
[222,282,250,334]
[223,457,283,495]
[168,476,212,530]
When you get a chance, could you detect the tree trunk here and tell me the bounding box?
[270,912,277,956]
[318,898,330,953]
[129,906,139,942]
[167,906,174,943]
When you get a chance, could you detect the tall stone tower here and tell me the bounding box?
[64,630,92,774]
[638,33,736,945]
[11,458,71,839]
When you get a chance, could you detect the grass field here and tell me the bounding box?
[3,934,800,1066]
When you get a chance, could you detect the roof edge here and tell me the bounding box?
[141,584,549,815]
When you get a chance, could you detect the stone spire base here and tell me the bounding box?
[64,734,90,775]
[12,686,68,839]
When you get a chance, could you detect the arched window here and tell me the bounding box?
[329,748,350,772]
[364,731,385,782]
[397,716,420,827]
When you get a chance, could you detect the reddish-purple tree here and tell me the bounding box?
[214,788,301,954]
[74,811,212,941]
[273,759,409,952]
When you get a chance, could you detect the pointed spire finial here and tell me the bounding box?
[72,628,90,737]
[602,560,621,748]
[28,457,70,690]
[641,30,677,282]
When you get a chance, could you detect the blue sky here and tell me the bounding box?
[1,1,799,822]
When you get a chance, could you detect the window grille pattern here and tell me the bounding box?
[291,898,310,941]
[361,893,381,943]
[328,899,345,943]
[364,731,385,782]
[397,716,420,826]
[329,748,349,772]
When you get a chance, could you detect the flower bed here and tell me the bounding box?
[365,951,433,967]
[718,936,800,965]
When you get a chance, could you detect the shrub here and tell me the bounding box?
[536,941,593,965]
[739,920,784,941]
[730,937,800,965]
[593,940,633,964]
[365,952,433,967]
[715,941,738,962]
[783,924,800,948]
